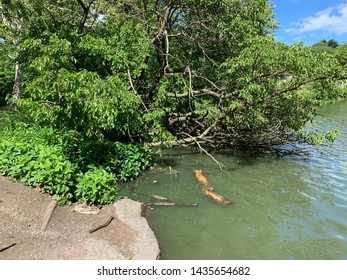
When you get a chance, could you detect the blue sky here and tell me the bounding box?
[270,0,347,45]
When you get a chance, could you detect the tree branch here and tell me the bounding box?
[166,88,230,99]
[168,112,193,125]
[191,135,226,170]
[76,0,95,34]
[266,74,337,101]
[126,65,149,113]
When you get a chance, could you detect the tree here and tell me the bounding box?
[334,43,347,98]
[311,41,336,56]
[1,0,343,147]
[335,43,347,68]
[0,0,35,100]
[0,42,14,106]
[327,39,339,48]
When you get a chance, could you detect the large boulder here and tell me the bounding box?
[114,198,161,260]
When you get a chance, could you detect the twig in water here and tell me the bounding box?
[194,139,225,170]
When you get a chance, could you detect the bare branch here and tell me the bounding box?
[182,132,225,170]
[126,66,149,113]
[192,71,224,91]
[168,112,193,125]
[195,139,226,170]
[163,29,170,73]
[76,0,95,34]
[265,74,336,102]
[166,88,230,99]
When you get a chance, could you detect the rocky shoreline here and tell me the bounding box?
[0,176,160,260]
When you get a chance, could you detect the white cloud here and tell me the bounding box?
[285,4,347,35]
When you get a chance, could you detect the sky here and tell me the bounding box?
[270,0,347,46]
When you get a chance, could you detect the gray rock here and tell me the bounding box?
[114,198,161,260]
[84,239,125,259]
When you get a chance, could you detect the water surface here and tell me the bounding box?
[123,102,347,259]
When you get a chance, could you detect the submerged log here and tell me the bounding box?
[193,168,232,205]
[202,189,232,205]
[150,194,168,201]
[138,193,169,201]
[192,168,214,191]
[145,202,198,207]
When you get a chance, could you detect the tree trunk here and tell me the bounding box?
[12,60,23,100]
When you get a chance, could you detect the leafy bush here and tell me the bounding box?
[0,123,78,204]
[71,141,153,182]
[298,129,339,145]
[75,167,117,205]
[0,113,153,204]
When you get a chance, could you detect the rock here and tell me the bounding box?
[74,204,101,215]
[0,176,160,260]
[114,198,161,260]
[84,239,125,259]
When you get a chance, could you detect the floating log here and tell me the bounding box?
[139,193,169,201]
[145,202,198,207]
[192,168,213,190]
[193,168,232,205]
[202,189,232,205]
[41,200,58,231]
[150,194,169,201]
[89,215,114,233]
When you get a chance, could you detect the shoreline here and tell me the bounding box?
[0,176,160,260]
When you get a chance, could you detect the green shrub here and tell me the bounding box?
[75,166,117,205]
[0,126,78,204]
[63,139,153,182]
[0,112,153,204]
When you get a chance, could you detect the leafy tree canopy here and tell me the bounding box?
[0,0,343,148]
[335,43,347,68]
[327,39,339,48]
[0,43,14,106]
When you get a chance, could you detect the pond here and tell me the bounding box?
[121,102,347,260]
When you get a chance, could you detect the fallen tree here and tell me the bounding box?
[1,0,342,149]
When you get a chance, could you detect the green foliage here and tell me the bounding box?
[65,138,153,182]
[75,167,117,205]
[0,122,77,204]
[311,39,339,56]
[335,44,347,67]
[0,45,14,106]
[15,32,144,139]
[298,129,339,145]
[0,111,153,204]
[311,43,336,56]
[1,0,344,149]
[220,37,341,136]
[327,39,339,48]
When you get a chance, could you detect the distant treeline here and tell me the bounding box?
[311,39,347,68]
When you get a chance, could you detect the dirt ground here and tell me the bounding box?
[0,176,160,260]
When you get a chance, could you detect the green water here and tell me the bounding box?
[123,102,347,260]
